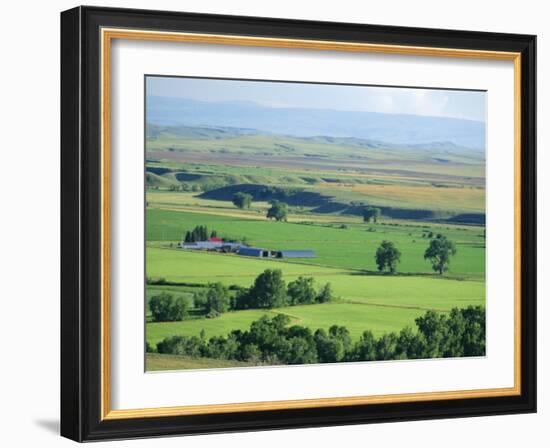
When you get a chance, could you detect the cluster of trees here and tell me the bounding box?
[192,269,334,318]
[152,305,486,365]
[183,225,218,243]
[232,192,253,209]
[363,206,381,223]
[374,234,457,275]
[266,200,288,221]
[168,183,201,192]
[232,269,333,309]
[230,192,289,221]
[149,292,189,322]
[193,282,232,318]
[361,207,459,275]
[257,186,300,200]
[149,271,334,323]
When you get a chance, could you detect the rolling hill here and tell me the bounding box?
[146,96,486,150]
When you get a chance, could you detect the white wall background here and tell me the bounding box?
[0,0,546,446]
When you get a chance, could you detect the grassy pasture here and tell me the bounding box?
[147,247,350,285]
[146,303,425,346]
[147,159,480,190]
[146,208,485,276]
[144,127,486,369]
[275,302,426,339]
[146,290,482,347]
[318,183,485,212]
[146,247,484,309]
[147,309,283,346]
[146,353,252,371]
[146,131,485,179]
[145,246,484,347]
[146,158,485,214]
[147,190,359,224]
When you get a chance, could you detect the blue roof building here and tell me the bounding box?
[277,250,316,258]
[182,240,316,259]
[237,247,270,257]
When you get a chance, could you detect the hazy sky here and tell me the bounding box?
[146,76,486,122]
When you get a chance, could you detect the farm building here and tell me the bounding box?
[220,243,243,253]
[237,247,316,258]
[181,241,224,250]
[181,238,316,259]
[181,237,245,252]
[275,250,316,258]
[237,247,272,258]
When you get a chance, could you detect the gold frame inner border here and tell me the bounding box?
[100,27,522,421]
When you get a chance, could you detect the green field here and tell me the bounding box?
[146,353,252,371]
[146,248,484,307]
[146,208,485,276]
[146,129,486,180]
[147,302,438,346]
[144,123,486,370]
[145,247,484,346]
[145,121,485,218]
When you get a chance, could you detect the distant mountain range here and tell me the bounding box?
[146,96,486,150]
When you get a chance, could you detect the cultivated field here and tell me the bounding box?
[144,124,486,370]
[146,208,485,276]
[146,246,484,346]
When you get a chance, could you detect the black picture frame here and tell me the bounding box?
[61,5,536,442]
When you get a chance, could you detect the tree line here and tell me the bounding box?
[168,183,201,192]
[148,269,334,322]
[193,269,333,317]
[150,305,486,365]
[183,225,218,243]
[230,269,333,310]
[152,227,458,322]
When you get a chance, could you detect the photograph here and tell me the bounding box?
[56,5,537,442]
[144,76,487,372]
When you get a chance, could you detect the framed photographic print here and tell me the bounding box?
[60,6,536,442]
